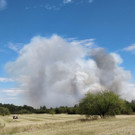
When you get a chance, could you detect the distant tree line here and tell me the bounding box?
[0,103,79,115]
[1,91,135,117]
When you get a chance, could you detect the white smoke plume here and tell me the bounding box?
[5,35,135,107]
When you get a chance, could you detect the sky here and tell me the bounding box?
[0,0,135,107]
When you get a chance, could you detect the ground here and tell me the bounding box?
[0,114,135,135]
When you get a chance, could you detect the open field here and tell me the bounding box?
[0,114,135,135]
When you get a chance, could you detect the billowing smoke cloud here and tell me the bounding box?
[5,35,135,107]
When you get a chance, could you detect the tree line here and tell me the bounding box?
[0,103,79,116]
[1,91,135,117]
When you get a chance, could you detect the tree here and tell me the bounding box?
[67,105,79,114]
[18,109,31,114]
[130,100,135,112]
[0,107,10,116]
[79,91,124,118]
[48,108,55,115]
[36,106,48,114]
[120,100,133,114]
[22,105,36,113]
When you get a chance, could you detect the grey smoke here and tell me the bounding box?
[90,48,131,94]
[5,35,135,107]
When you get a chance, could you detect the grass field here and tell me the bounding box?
[0,114,135,135]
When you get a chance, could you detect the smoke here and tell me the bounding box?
[5,35,135,107]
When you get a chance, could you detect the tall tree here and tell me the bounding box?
[79,91,125,118]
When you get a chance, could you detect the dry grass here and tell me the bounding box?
[0,114,135,135]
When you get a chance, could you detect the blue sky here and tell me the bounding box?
[0,0,135,106]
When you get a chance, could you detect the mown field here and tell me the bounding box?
[0,114,135,135]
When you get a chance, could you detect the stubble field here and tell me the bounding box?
[0,114,135,135]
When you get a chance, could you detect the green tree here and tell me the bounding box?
[18,109,31,114]
[120,100,133,114]
[130,100,135,112]
[0,107,10,116]
[48,108,55,115]
[36,106,47,114]
[79,91,125,118]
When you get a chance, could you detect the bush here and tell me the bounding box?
[79,90,125,118]
[0,107,10,116]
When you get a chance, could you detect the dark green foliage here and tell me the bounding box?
[0,92,135,115]
[18,109,31,114]
[22,105,36,113]
[120,101,133,114]
[130,100,135,112]
[54,105,79,114]
[0,107,10,116]
[79,91,125,118]
[2,104,18,114]
[0,104,36,114]
[67,107,76,114]
[0,103,79,114]
[55,106,68,114]
[67,105,79,114]
[48,108,55,115]
[36,106,47,114]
